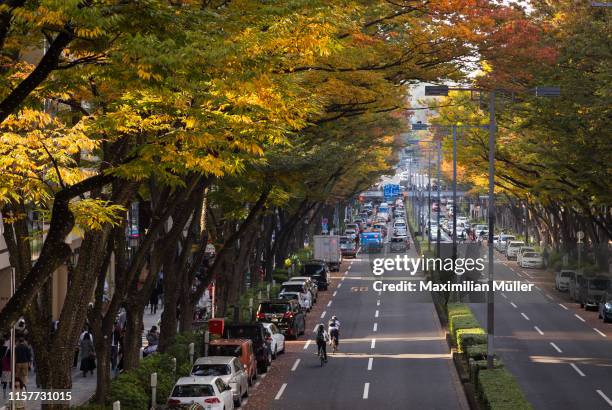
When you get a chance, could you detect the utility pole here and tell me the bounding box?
[486,91,496,369]
[452,125,458,265]
[436,140,441,258]
[427,147,432,252]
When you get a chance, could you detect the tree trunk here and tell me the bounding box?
[122,301,145,371]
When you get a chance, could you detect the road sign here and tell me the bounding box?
[424,85,449,96]
[412,123,429,131]
[534,86,561,97]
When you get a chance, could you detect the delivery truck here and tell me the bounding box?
[314,235,342,272]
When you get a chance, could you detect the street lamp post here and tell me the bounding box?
[436,140,442,258]
[452,125,458,266]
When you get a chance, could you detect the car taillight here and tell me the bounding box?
[204,397,221,404]
[283,312,294,319]
[167,398,181,407]
[256,312,265,319]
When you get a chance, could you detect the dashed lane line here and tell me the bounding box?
[362,383,370,399]
[559,303,568,310]
[534,326,544,335]
[321,311,327,319]
[377,300,380,306]
[303,340,311,350]
[375,310,379,318]
[594,328,607,338]
[545,293,554,300]
[510,302,518,309]
[367,357,373,370]
[597,390,612,407]
[501,292,508,299]
[550,342,562,353]
[291,359,300,371]
[338,283,342,288]
[333,291,338,297]
[327,300,332,307]
[521,312,530,321]
[373,323,378,332]
[575,314,586,322]
[570,363,586,377]
[371,338,376,349]
[275,383,287,400]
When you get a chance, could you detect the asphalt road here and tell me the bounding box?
[268,228,468,410]
[469,254,612,410]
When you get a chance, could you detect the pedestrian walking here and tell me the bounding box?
[79,332,96,377]
[110,322,121,372]
[149,287,159,315]
[1,338,11,397]
[14,338,31,385]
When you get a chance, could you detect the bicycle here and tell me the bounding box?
[330,336,338,354]
[318,344,326,367]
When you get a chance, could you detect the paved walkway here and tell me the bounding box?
[1,308,162,408]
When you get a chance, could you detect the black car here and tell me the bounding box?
[256,299,306,339]
[301,261,330,290]
[223,323,272,373]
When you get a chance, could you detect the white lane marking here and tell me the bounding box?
[275,383,287,400]
[594,328,607,338]
[327,300,332,307]
[534,326,544,335]
[550,342,562,353]
[501,292,508,299]
[375,310,379,318]
[362,382,370,399]
[524,272,534,278]
[348,265,352,270]
[344,271,348,275]
[373,323,378,332]
[341,276,345,282]
[521,313,530,321]
[333,291,337,297]
[377,300,380,306]
[338,283,342,288]
[510,302,518,309]
[559,303,568,310]
[303,340,311,350]
[371,338,376,349]
[570,363,586,377]
[545,293,554,300]
[597,390,612,407]
[378,290,382,296]
[321,311,327,319]
[367,357,373,370]
[575,314,586,322]
[535,286,541,291]
[291,359,300,371]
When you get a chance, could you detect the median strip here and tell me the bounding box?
[362,382,370,399]
[570,363,586,377]
[275,383,287,400]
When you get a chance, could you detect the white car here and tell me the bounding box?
[262,323,285,359]
[281,281,313,309]
[475,224,488,237]
[505,241,524,260]
[516,246,536,265]
[520,252,543,268]
[288,276,318,302]
[496,235,516,252]
[168,376,234,410]
[555,270,576,291]
[191,357,248,407]
[344,228,357,239]
[279,291,310,311]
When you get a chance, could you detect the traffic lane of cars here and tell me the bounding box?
[242,261,352,409]
[474,261,612,409]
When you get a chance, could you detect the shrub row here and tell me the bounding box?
[447,303,485,353]
[477,368,533,410]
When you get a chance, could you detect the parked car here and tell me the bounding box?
[496,235,516,252]
[280,281,312,310]
[278,291,310,312]
[577,276,611,310]
[598,291,612,323]
[190,356,248,407]
[475,224,488,237]
[288,276,318,302]
[516,246,536,265]
[345,223,359,232]
[256,299,305,339]
[340,236,357,258]
[168,376,234,409]
[262,323,285,359]
[208,339,257,385]
[223,324,272,374]
[519,252,543,268]
[389,235,409,252]
[344,228,358,240]
[555,270,576,291]
[505,241,524,260]
[301,261,330,290]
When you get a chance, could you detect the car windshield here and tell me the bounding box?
[523,252,539,258]
[561,271,575,278]
[303,264,323,275]
[279,293,298,300]
[390,237,404,243]
[259,303,289,314]
[209,345,241,357]
[191,364,231,376]
[521,248,535,253]
[589,280,609,290]
[281,285,304,293]
[172,384,215,398]
[340,237,351,244]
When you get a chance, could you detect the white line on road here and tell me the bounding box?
[570,363,586,377]
[373,323,378,332]
[333,291,337,297]
[501,292,508,299]
[524,272,534,278]
[327,300,332,307]
[321,311,327,319]
[377,300,380,306]
[521,312,530,321]
[575,314,586,322]
[550,342,562,353]
[362,383,370,399]
[291,359,300,371]
[348,265,352,270]
[375,310,379,318]
[344,271,348,275]
[510,302,518,309]
[534,326,544,335]
[338,283,342,288]
[597,390,612,407]
[594,328,607,338]
[367,357,373,370]
[559,303,568,310]
[303,340,311,350]
[341,276,345,282]
[545,293,554,300]
[371,338,376,349]
[275,383,287,400]
[378,290,382,296]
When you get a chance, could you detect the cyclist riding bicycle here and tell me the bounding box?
[315,323,329,362]
[328,316,340,349]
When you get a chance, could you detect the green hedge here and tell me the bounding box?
[446,303,486,352]
[477,368,533,410]
[465,344,488,361]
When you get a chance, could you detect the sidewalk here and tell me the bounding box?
[0,308,163,408]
